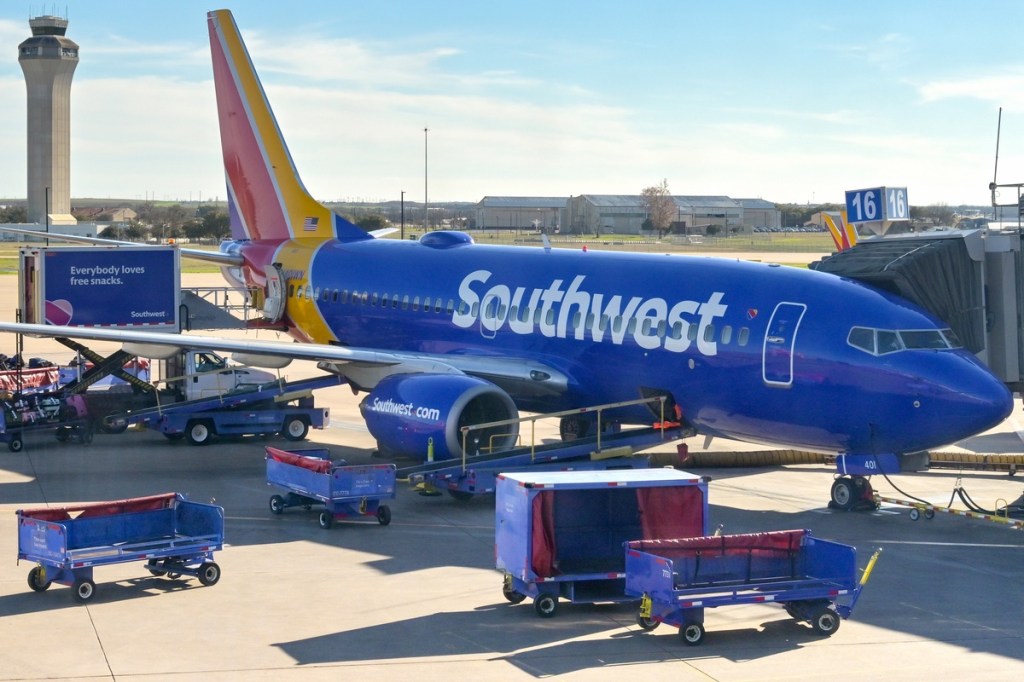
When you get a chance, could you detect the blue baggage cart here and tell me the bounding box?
[624,529,882,645]
[17,492,224,603]
[266,446,396,529]
[495,468,708,617]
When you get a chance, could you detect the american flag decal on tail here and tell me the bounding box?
[303,216,319,232]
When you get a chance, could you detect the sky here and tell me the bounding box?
[2,1,1024,207]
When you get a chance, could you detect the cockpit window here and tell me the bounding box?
[900,330,948,350]
[848,327,874,354]
[848,325,958,356]
[941,328,963,348]
[877,331,902,355]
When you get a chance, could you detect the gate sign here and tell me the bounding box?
[844,187,910,223]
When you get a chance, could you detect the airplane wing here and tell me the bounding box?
[0,322,568,397]
[0,227,244,267]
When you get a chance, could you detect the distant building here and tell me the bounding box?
[475,197,567,231]
[564,195,773,236]
[19,14,79,227]
[737,198,781,230]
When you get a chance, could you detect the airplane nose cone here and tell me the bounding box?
[932,362,1013,444]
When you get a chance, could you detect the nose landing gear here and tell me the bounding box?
[829,475,878,511]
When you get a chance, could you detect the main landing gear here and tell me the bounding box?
[828,475,878,511]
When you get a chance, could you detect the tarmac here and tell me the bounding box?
[2,273,1024,681]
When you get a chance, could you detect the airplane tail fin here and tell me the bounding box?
[207,10,370,243]
[823,211,858,252]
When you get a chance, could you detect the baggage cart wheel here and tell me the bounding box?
[925,509,935,520]
[197,562,221,587]
[319,511,334,529]
[533,594,559,618]
[73,579,96,603]
[269,495,286,514]
[8,436,23,452]
[146,559,167,576]
[76,427,93,444]
[27,566,51,592]
[376,505,392,526]
[636,613,659,631]
[679,622,705,646]
[101,413,128,435]
[447,489,474,502]
[186,420,214,446]
[830,477,856,510]
[909,508,921,521]
[55,426,70,442]
[282,416,309,441]
[502,584,527,604]
[810,606,841,636]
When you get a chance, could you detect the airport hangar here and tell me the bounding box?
[473,195,781,234]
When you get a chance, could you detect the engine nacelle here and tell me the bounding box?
[359,373,519,461]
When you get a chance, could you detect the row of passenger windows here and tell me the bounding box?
[847,326,961,356]
[289,283,753,347]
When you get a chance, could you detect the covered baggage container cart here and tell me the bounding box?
[0,392,90,452]
[495,468,708,618]
[266,446,396,529]
[17,492,223,603]
[624,529,881,645]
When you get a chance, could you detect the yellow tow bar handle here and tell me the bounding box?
[859,548,883,586]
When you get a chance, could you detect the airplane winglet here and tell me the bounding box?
[207,10,370,244]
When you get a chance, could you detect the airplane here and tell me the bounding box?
[0,8,1012,510]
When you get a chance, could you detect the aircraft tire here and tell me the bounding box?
[830,477,856,510]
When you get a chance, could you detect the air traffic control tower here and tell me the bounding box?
[19,15,79,226]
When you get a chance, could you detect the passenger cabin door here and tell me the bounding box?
[762,302,806,387]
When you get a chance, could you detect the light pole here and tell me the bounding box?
[423,127,429,231]
[400,190,405,240]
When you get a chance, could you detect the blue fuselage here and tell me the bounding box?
[256,233,1012,456]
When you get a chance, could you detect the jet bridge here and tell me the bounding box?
[811,229,1024,391]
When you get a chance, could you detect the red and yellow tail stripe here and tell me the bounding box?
[823,210,858,252]
[207,10,367,244]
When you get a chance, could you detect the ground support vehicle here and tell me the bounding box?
[495,468,708,618]
[266,446,397,529]
[624,529,881,645]
[874,492,1024,529]
[0,392,90,452]
[17,492,224,603]
[400,423,691,500]
[110,375,341,445]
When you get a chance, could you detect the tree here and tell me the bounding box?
[356,214,388,231]
[640,179,674,238]
[0,205,28,223]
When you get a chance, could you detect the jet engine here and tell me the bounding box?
[359,373,519,461]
